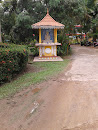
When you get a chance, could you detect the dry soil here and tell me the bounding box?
[0,45,98,130]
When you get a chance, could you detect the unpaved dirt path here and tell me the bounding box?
[0,45,98,130]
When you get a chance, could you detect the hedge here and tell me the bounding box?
[0,43,28,83]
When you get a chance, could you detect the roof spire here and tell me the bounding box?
[47,8,49,15]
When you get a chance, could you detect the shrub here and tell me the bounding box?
[0,43,28,83]
[57,33,70,56]
[28,39,39,56]
[29,47,39,56]
[57,43,69,56]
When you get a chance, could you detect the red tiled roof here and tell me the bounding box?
[32,9,65,29]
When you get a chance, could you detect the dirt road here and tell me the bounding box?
[0,45,98,130]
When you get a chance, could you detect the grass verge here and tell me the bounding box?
[0,59,70,99]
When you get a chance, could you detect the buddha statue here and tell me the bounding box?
[43,31,53,43]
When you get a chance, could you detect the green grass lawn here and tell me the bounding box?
[0,59,70,99]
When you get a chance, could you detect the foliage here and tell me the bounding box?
[28,39,39,56]
[86,0,98,40]
[0,59,70,99]
[10,9,33,43]
[0,0,97,43]
[0,0,87,43]
[87,0,96,9]
[0,43,28,83]
[57,31,70,56]
[0,2,3,42]
[29,47,39,56]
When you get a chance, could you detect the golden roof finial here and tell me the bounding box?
[47,8,49,15]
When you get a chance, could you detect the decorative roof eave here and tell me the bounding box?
[32,9,65,30]
[35,43,61,46]
[31,25,65,29]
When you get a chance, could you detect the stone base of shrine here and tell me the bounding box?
[33,56,63,62]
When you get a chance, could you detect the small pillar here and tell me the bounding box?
[54,29,57,43]
[39,29,41,43]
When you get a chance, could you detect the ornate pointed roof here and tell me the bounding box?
[32,9,65,29]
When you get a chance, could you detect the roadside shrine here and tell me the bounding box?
[32,9,65,61]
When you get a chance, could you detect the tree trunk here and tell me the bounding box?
[0,21,2,43]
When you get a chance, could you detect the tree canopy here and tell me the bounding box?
[0,0,97,43]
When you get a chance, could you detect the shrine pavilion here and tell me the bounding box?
[32,9,65,61]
